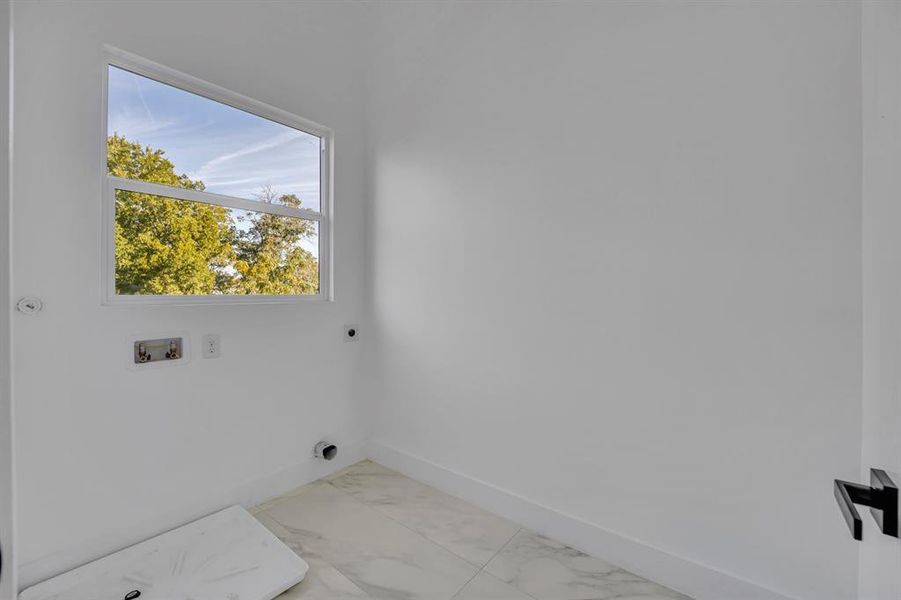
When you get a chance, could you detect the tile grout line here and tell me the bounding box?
[322,476,507,571]
[254,487,381,600]
[340,466,688,599]
[320,472,534,600]
[260,468,514,599]
[323,466,546,600]
[315,479,484,597]
[261,467,611,600]
[447,568,483,600]
[256,505,375,599]
[331,463,541,600]
[449,527,530,600]
[481,526,522,573]
[255,472,473,598]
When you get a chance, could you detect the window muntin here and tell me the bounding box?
[103,51,330,304]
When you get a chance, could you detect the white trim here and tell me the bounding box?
[0,1,14,598]
[100,46,333,306]
[102,293,328,308]
[104,46,331,141]
[109,177,323,222]
[17,440,367,590]
[365,440,798,600]
[860,2,901,599]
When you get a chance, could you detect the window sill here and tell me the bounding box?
[102,293,332,307]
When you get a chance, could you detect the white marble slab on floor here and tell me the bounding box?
[20,506,307,600]
[262,480,477,599]
[327,460,520,567]
[484,530,690,600]
[255,512,369,600]
[452,571,533,600]
[253,460,692,600]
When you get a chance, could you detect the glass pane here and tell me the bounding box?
[114,189,319,296]
[107,65,321,211]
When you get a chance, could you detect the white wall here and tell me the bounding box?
[860,2,901,599]
[6,2,868,599]
[364,3,862,599]
[11,1,368,589]
[0,1,15,598]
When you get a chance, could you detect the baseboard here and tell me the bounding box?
[19,439,796,600]
[366,440,796,600]
[17,440,366,593]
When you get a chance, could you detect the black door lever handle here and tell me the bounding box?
[834,468,898,541]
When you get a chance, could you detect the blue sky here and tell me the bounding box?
[107,65,321,212]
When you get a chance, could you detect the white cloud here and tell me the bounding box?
[190,129,306,182]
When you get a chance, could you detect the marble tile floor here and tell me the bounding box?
[251,460,691,600]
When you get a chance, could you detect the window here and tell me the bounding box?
[102,48,331,304]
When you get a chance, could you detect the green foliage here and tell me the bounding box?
[232,187,319,295]
[108,135,319,296]
[108,134,206,191]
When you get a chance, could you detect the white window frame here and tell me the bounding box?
[101,46,333,306]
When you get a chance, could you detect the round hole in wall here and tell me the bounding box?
[314,441,338,461]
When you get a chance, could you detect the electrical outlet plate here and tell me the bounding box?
[202,334,221,358]
[344,324,359,342]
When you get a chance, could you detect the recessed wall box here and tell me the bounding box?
[133,337,184,365]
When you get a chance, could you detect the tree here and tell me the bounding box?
[108,135,318,295]
[232,186,319,295]
[109,135,235,295]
